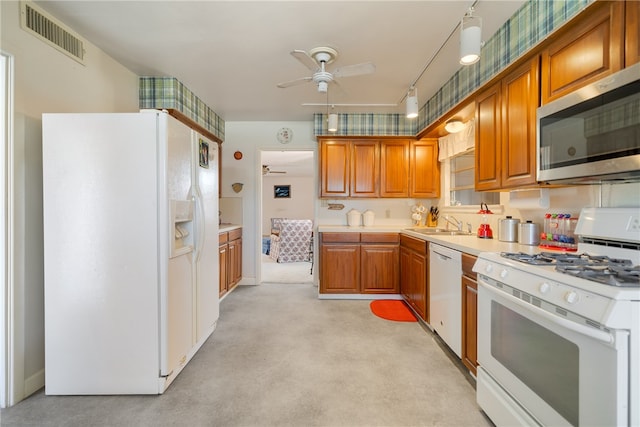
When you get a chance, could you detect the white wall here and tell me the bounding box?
[262,175,314,233]
[1,0,138,405]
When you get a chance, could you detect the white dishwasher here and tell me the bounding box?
[429,243,462,358]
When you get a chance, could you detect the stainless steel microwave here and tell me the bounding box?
[536,62,640,184]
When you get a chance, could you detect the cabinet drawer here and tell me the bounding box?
[399,234,427,254]
[462,253,477,278]
[228,228,242,241]
[219,232,229,245]
[360,232,399,243]
[321,232,360,243]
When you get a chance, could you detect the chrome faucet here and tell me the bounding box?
[444,215,463,231]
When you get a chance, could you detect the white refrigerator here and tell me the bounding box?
[42,111,219,394]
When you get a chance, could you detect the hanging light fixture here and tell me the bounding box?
[460,7,482,65]
[328,113,338,132]
[406,87,418,119]
[445,119,465,133]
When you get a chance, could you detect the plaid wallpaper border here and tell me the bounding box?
[139,77,225,141]
[313,113,417,136]
[315,0,592,137]
[419,0,592,131]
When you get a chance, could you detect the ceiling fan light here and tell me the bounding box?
[328,113,338,132]
[445,119,465,133]
[460,12,482,65]
[317,81,328,93]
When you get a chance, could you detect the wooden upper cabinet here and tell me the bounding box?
[319,137,440,198]
[380,139,410,197]
[320,140,350,197]
[475,57,539,191]
[501,57,539,189]
[351,140,379,198]
[475,82,502,191]
[410,139,440,198]
[626,0,640,66]
[540,1,625,104]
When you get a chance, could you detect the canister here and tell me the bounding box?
[363,210,375,227]
[519,221,540,245]
[347,209,362,227]
[498,216,520,242]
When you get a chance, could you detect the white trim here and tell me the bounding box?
[23,368,44,397]
[1,50,15,408]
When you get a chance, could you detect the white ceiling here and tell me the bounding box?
[36,0,526,122]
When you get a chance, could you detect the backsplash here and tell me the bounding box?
[139,77,225,141]
[316,183,640,234]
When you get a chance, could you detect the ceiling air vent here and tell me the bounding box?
[20,1,85,65]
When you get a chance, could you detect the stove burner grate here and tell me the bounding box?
[556,265,640,287]
[501,251,639,287]
[500,252,631,267]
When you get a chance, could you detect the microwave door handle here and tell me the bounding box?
[479,280,617,345]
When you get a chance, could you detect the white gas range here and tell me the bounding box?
[473,207,639,427]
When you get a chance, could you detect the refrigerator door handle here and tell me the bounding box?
[193,192,206,262]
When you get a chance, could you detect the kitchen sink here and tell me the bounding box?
[407,227,474,236]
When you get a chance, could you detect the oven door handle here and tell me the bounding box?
[479,281,615,344]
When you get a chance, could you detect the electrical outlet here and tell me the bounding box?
[385,209,391,218]
[628,217,640,232]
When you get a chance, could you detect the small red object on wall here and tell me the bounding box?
[233,151,243,160]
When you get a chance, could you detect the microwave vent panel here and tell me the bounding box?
[20,1,86,65]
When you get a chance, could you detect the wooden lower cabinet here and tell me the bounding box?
[319,232,399,294]
[320,242,360,293]
[461,253,478,375]
[399,235,428,321]
[219,227,242,297]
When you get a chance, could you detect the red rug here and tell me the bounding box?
[370,300,417,322]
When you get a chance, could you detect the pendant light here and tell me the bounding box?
[460,7,482,65]
[406,87,418,119]
[328,113,338,132]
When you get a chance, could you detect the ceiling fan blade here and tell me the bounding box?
[277,76,313,88]
[291,50,319,72]
[333,62,376,78]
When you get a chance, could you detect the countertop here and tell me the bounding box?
[316,225,541,256]
[219,223,242,233]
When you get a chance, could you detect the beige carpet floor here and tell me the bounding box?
[0,283,492,427]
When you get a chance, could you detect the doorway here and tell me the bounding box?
[259,150,314,284]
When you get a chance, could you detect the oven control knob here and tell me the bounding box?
[564,291,579,305]
[485,264,493,273]
[500,269,508,279]
[539,283,550,294]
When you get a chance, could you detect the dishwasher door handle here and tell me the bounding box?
[433,250,452,261]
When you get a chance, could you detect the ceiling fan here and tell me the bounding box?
[262,165,286,176]
[277,47,375,93]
